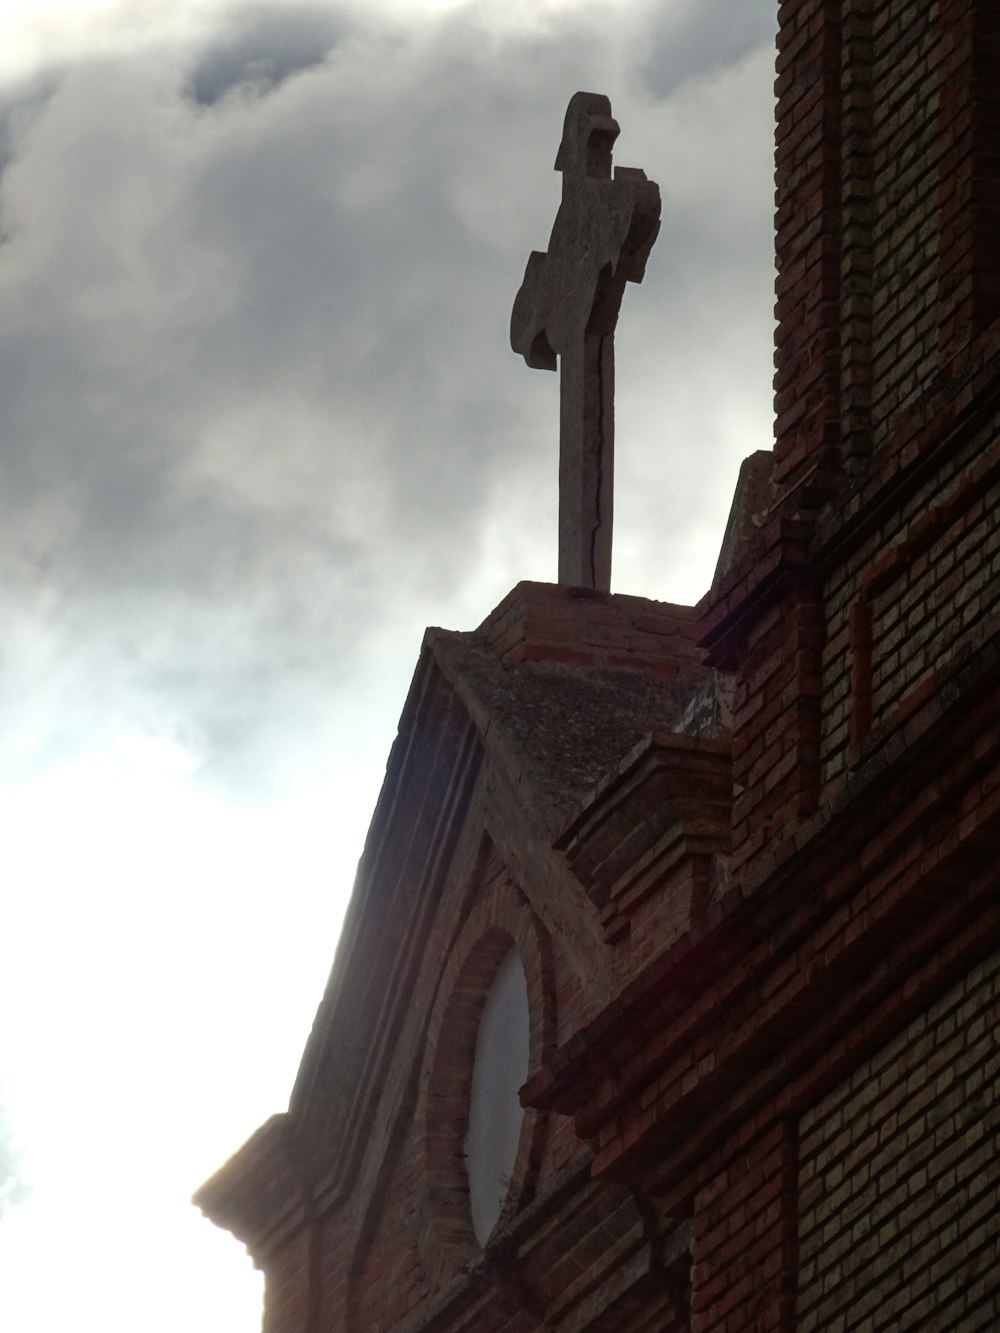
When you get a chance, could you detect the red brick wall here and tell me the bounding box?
[727,573,825,871]
[261,1229,314,1333]
[773,0,843,495]
[725,0,1000,878]
[351,1168,431,1331]
[797,945,1000,1329]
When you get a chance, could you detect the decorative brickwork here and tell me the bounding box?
[819,416,1000,781]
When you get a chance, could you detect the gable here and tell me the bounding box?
[195,581,719,1328]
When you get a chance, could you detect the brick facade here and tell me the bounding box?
[196,3,1000,1328]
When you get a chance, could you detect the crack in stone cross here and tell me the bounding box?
[511,92,661,592]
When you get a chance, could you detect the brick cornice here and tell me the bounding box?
[192,1114,313,1264]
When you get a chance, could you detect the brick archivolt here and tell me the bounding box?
[410,864,555,1291]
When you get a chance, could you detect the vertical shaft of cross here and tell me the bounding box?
[559,331,614,590]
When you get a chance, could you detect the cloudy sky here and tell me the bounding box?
[0,2,776,1329]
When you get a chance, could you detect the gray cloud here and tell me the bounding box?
[0,1,776,798]
[188,4,346,105]
[0,71,61,186]
[639,0,777,98]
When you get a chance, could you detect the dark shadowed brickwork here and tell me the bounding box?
[195,2,1000,1329]
[869,1,945,451]
[799,947,1000,1330]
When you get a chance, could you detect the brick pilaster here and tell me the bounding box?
[690,1122,798,1333]
[774,0,844,500]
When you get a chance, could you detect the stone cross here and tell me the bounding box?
[511,92,661,591]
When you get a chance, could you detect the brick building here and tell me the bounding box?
[196,2,1000,1329]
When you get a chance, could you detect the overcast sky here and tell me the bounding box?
[0,2,777,1330]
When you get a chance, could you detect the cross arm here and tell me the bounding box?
[511,251,558,370]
